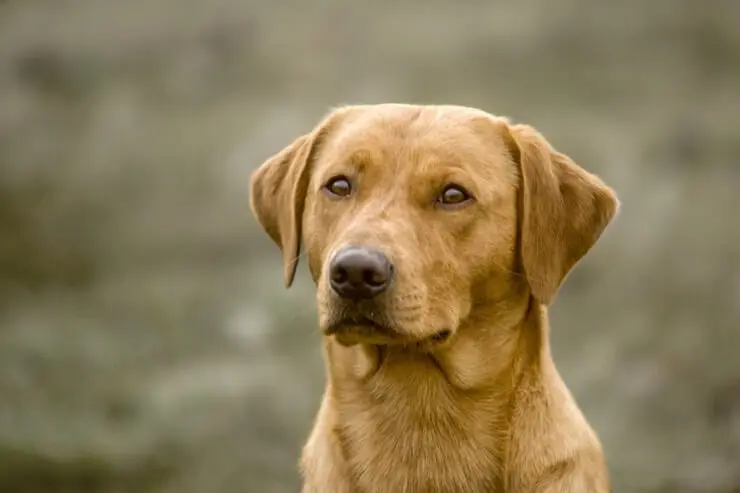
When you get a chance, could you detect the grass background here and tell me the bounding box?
[0,1,739,491]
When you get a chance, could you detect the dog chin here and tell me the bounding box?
[333,330,395,347]
[324,318,453,348]
[324,318,396,346]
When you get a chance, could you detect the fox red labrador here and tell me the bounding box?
[250,104,618,492]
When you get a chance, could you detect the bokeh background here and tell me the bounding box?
[1,1,738,492]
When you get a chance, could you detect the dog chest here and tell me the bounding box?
[329,370,506,492]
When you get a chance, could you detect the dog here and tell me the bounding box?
[249,104,618,492]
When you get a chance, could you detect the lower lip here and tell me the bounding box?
[326,319,388,334]
[325,325,452,346]
[429,329,452,343]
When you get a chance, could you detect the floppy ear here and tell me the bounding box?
[249,109,350,288]
[506,123,619,305]
[249,133,314,288]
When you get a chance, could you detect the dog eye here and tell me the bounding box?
[438,184,472,207]
[323,176,352,198]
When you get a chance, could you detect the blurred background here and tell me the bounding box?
[0,1,738,492]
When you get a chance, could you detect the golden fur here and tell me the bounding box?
[249,104,619,492]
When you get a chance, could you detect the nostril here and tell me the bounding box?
[331,266,348,284]
[329,246,393,299]
[363,268,387,287]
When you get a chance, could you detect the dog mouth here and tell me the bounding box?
[325,315,393,338]
[325,315,452,347]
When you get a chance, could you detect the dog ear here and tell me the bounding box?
[249,109,348,288]
[249,134,312,288]
[505,123,619,305]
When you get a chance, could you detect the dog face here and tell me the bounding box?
[250,104,618,347]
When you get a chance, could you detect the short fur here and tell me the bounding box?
[250,104,619,492]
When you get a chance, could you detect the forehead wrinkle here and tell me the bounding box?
[323,107,510,182]
[406,133,475,172]
[399,130,516,205]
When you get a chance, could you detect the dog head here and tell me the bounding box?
[250,104,618,347]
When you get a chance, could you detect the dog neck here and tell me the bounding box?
[316,293,554,491]
[325,290,545,389]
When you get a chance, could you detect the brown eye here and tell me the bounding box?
[323,176,352,198]
[438,184,472,207]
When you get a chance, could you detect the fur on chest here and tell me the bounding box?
[329,361,507,492]
[335,420,501,492]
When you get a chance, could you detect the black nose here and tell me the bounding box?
[329,246,393,300]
